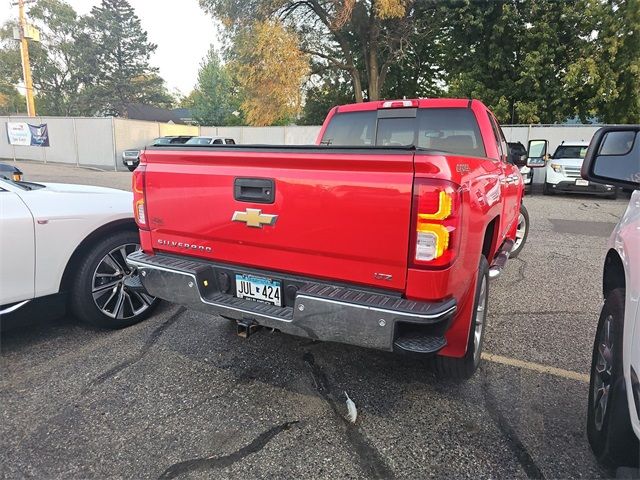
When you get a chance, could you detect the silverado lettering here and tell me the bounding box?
[127,98,527,379]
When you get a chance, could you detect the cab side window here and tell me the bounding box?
[486,112,508,162]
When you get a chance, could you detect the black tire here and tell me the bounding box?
[69,230,159,329]
[542,182,554,195]
[606,188,618,200]
[430,256,489,379]
[126,164,136,172]
[509,203,529,259]
[587,288,639,468]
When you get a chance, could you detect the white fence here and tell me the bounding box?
[0,115,605,171]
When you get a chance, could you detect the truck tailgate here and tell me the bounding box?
[142,147,415,291]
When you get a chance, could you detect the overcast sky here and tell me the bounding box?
[1,0,220,95]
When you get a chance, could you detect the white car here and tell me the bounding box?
[0,177,158,329]
[581,126,640,470]
[544,140,617,198]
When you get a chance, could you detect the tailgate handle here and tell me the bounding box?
[234,178,275,204]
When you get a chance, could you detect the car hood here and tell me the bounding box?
[551,157,584,168]
[39,182,131,196]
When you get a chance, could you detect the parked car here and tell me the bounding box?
[184,136,237,146]
[541,140,617,198]
[122,136,194,172]
[126,98,528,379]
[0,177,158,329]
[0,163,23,182]
[508,142,532,191]
[581,126,639,471]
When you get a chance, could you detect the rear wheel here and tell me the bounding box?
[70,230,159,329]
[430,256,489,379]
[587,288,638,468]
[510,204,529,258]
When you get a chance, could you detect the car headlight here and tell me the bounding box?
[550,163,562,173]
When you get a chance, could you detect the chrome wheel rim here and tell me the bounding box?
[513,212,527,251]
[473,275,488,364]
[593,314,613,431]
[92,243,155,320]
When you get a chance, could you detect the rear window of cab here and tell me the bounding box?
[320,108,486,158]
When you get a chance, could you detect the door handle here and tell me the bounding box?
[234,178,275,204]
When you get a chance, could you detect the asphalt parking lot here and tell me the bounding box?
[1,161,633,479]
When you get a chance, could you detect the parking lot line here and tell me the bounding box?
[482,352,590,383]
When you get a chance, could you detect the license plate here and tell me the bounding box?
[575,179,589,186]
[235,274,281,306]
[125,161,134,165]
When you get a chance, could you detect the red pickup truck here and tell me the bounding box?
[127,98,527,378]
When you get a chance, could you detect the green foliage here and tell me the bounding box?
[187,47,243,126]
[442,0,593,124]
[25,0,86,115]
[0,84,24,115]
[77,0,173,116]
[299,73,354,125]
[0,0,175,117]
[566,0,640,123]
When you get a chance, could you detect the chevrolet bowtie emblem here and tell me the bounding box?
[232,208,278,228]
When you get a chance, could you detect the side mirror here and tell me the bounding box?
[581,126,640,190]
[526,139,548,168]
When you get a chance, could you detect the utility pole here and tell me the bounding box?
[13,0,37,116]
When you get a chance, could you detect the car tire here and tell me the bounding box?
[126,165,136,172]
[510,203,529,258]
[429,256,489,380]
[543,182,554,195]
[69,230,159,329]
[606,188,618,200]
[587,288,639,468]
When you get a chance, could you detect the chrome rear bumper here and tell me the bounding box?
[127,251,457,353]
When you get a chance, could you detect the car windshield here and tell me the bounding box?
[553,145,588,159]
[0,177,33,190]
[153,137,172,145]
[185,137,212,145]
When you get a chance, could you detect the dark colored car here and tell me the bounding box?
[508,142,527,166]
[122,136,194,172]
[0,163,23,182]
[508,142,533,190]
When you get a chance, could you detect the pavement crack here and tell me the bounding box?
[506,257,527,287]
[86,306,186,389]
[489,309,593,318]
[481,368,545,479]
[303,352,395,479]
[157,420,299,480]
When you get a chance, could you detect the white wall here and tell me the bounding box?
[0,116,609,172]
[75,118,116,168]
[502,125,600,154]
[113,118,160,171]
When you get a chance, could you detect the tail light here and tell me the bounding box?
[132,165,148,229]
[410,179,461,268]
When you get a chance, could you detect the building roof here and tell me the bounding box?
[126,103,193,124]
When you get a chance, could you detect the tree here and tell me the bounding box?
[25,0,87,115]
[230,20,309,125]
[0,85,24,115]
[78,0,173,116]
[442,0,593,124]
[188,47,243,125]
[299,72,354,125]
[0,21,23,110]
[566,0,640,123]
[199,0,426,102]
